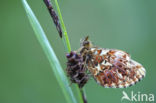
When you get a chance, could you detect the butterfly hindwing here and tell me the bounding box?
[87,48,146,88]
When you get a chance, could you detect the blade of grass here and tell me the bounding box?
[22,0,77,103]
[54,0,87,103]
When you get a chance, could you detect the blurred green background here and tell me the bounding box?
[0,0,156,103]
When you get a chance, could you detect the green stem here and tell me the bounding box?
[81,88,87,103]
[54,1,87,103]
[54,0,71,53]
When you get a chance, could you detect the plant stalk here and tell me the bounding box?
[43,0,88,103]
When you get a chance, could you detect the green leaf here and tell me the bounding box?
[22,0,77,103]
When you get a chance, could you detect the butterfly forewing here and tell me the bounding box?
[87,48,146,88]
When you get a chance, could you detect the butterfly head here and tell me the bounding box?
[80,36,92,49]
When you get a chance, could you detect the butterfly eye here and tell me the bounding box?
[83,41,89,46]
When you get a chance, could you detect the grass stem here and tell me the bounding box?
[53,0,88,103]
[54,0,71,53]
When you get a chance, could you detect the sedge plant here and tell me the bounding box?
[22,0,87,103]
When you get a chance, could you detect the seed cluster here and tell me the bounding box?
[66,51,89,88]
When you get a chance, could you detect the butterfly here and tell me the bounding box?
[66,36,146,88]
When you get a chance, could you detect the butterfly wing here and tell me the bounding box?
[88,48,146,88]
